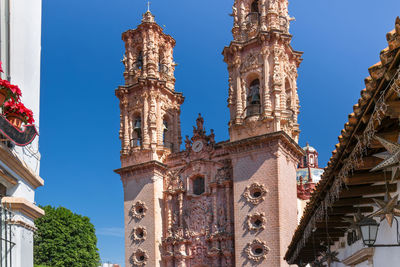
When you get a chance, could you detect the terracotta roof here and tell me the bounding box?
[285,17,400,263]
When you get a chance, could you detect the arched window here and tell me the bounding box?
[251,0,259,13]
[136,51,143,70]
[132,117,142,147]
[247,79,261,116]
[193,176,205,196]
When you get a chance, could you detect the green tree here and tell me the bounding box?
[34,206,100,267]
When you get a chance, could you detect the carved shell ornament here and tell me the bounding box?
[132,226,147,241]
[243,183,268,205]
[246,212,266,231]
[131,201,148,219]
[130,248,149,266]
[245,239,270,262]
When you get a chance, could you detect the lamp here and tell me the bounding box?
[359,217,379,247]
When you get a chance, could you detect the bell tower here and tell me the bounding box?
[115,9,183,267]
[223,0,303,142]
[117,10,184,166]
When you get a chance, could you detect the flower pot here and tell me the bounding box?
[0,89,7,106]
[6,113,23,128]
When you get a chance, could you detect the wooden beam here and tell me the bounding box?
[387,101,400,119]
[345,171,393,185]
[370,131,399,148]
[328,206,373,215]
[333,196,384,207]
[354,157,383,171]
[339,184,397,198]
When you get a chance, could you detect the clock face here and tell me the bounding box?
[192,140,204,153]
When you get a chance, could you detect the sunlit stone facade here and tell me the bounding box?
[115,1,304,266]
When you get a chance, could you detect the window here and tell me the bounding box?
[251,0,259,13]
[193,177,205,196]
[132,117,142,147]
[247,79,261,116]
[136,51,143,70]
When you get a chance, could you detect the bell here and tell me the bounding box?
[251,91,260,104]
[163,121,168,131]
[134,119,141,130]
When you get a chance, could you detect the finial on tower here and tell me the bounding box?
[142,1,155,23]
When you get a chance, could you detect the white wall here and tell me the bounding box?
[0,0,42,175]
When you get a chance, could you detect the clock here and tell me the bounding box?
[192,140,204,153]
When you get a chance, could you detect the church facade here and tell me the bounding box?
[115,0,304,266]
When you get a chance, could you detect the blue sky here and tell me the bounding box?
[38,0,400,265]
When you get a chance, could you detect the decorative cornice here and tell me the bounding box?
[114,160,167,177]
[342,247,374,266]
[2,197,44,220]
[0,143,44,189]
[224,131,304,159]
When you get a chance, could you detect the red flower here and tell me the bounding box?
[3,99,35,124]
[0,61,3,73]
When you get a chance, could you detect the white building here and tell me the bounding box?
[285,17,400,267]
[0,0,44,267]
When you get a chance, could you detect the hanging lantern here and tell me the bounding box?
[359,217,379,247]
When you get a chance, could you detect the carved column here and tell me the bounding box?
[260,0,268,31]
[173,112,179,152]
[235,66,243,123]
[128,111,133,148]
[178,192,183,227]
[143,93,150,146]
[224,181,232,233]
[122,100,129,153]
[262,48,272,117]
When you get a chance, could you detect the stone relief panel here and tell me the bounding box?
[162,158,235,266]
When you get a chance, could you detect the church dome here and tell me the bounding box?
[302,143,316,153]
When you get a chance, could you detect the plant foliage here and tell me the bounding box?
[34,206,100,267]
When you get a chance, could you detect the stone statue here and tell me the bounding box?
[209,129,215,145]
[230,6,238,26]
[185,135,191,150]
[196,113,204,133]
[122,54,128,70]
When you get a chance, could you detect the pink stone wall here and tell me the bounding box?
[123,171,163,267]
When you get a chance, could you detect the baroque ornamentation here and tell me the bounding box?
[130,248,149,266]
[132,226,147,241]
[243,183,268,205]
[131,201,148,219]
[246,212,266,231]
[165,169,184,193]
[245,239,270,262]
[241,53,260,72]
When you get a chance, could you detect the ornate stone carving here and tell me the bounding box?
[130,248,149,266]
[243,183,268,205]
[245,239,270,262]
[131,201,148,219]
[132,226,147,241]
[246,212,266,231]
[165,170,184,193]
[241,53,260,72]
